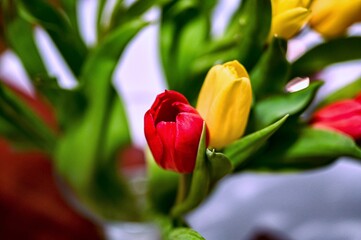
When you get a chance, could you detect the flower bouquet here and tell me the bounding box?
[1,0,361,239]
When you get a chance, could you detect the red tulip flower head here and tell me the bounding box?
[144,90,207,173]
[311,94,361,140]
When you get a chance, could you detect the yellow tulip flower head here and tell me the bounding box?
[196,61,252,149]
[309,0,361,38]
[270,0,312,40]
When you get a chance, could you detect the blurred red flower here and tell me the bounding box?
[311,94,361,140]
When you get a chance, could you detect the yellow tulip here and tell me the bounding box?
[196,60,252,149]
[270,0,312,40]
[310,0,361,38]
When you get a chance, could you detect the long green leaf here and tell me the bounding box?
[250,37,290,99]
[55,20,147,220]
[168,228,205,240]
[253,81,322,129]
[224,115,288,169]
[236,0,272,70]
[316,77,361,109]
[59,0,80,35]
[291,37,361,77]
[56,19,146,187]
[159,1,213,101]
[247,128,361,171]
[0,82,56,152]
[19,0,87,76]
[3,3,48,80]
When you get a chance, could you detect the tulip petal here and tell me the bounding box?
[207,77,252,148]
[310,0,361,38]
[271,7,310,39]
[144,111,164,167]
[151,90,189,110]
[156,121,177,171]
[313,115,361,140]
[175,113,205,173]
[275,0,307,15]
[196,61,252,149]
[173,102,199,115]
[312,100,361,122]
[152,90,190,124]
[196,61,249,122]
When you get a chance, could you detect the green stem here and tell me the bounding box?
[172,173,192,226]
[175,174,189,205]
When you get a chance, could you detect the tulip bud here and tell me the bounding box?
[311,94,361,140]
[196,60,252,149]
[309,0,361,38]
[270,0,311,40]
[144,90,207,173]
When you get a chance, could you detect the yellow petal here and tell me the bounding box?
[310,0,361,38]
[206,77,252,148]
[196,61,252,149]
[270,7,311,40]
[196,60,249,120]
[276,0,307,14]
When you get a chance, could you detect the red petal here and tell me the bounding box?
[173,102,199,115]
[144,111,164,165]
[174,113,205,173]
[156,121,177,171]
[150,90,189,112]
[151,91,190,124]
[313,115,361,140]
[312,100,361,122]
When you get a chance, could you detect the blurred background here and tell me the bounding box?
[1,0,361,239]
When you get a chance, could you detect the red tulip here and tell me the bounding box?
[311,94,361,140]
[144,90,207,173]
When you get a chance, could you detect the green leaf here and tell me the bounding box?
[56,19,146,187]
[206,149,232,184]
[253,81,322,129]
[168,228,205,240]
[176,17,208,84]
[102,93,132,161]
[3,3,48,81]
[316,77,361,109]
[0,115,38,149]
[54,20,146,219]
[59,0,81,39]
[96,0,107,39]
[159,1,213,101]
[171,123,210,217]
[236,0,272,70]
[224,0,246,38]
[291,37,361,77]
[247,128,361,171]
[2,0,64,104]
[224,115,288,169]
[108,0,168,32]
[19,0,87,76]
[250,37,290,99]
[0,81,56,152]
[191,37,238,75]
[127,0,169,20]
